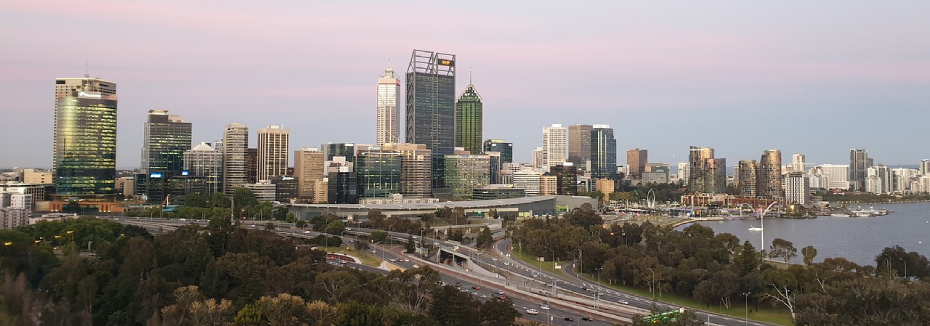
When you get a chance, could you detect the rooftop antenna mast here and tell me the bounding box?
[84,59,89,78]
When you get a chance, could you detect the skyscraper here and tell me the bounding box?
[53,76,118,198]
[688,146,726,194]
[784,171,809,205]
[222,123,248,195]
[406,49,456,189]
[758,149,783,199]
[257,125,290,181]
[849,149,872,191]
[323,143,356,163]
[356,147,401,198]
[184,142,223,194]
[141,110,191,176]
[550,163,579,195]
[568,124,592,170]
[484,139,513,164]
[377,64,401,145]
[382,143,432,198]
[294,148,324,200]
[455,82,483,155]
[247,148,258,183]
[532,147,544,169]
[921,159,930,175]
[737,160,758,197]
[627,149,647,179]
[444,154,491,199]
[791,154,806,172]
[590,125,617,180]
[542,124,567,168]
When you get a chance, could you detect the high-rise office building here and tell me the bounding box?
[325,157,357,204]
[590,125,617,180]
[737,160,758,197]
[627,149,647,179]
[406,49,456,189]
[532,147,544,169]
[444,154,491,199]
[484,139,513,164]
[921,159,930,175]
[819,164,850,190]
[568,124,592,170]
[184,142,224,195]
[688,146,726,194]
[323,143,356,163]
[849,149,872,192]
[377,64,401,145]
[542,124,567,168]
[53,76,118,199]
[455,82,483,155]
[257,125,290,181]
[758,149,783,199]
[382,143,432,198]
[246,148,258,183]
[222,123,248,195]
[141,110,191,175]
[356,147,401,198]
[294,148,324,200]
[550,163,578,195]
[791,154,806,172]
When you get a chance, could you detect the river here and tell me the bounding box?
[678,202,930,267]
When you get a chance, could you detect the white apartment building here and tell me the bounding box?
[542,124,567,168]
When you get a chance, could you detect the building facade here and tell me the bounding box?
[590,125,617,180]
[444,154,491,199]
[257,125,290,181]
[140,110,192,203]
[455,83,483,155]
[356,147,402,198]
[758,149,783,199]
[222,123,248,195]
[542,124,568,168]
[688,146,726,194]
[377,64,401,145]
[323,143,356,163]
[484,139,513,164]
[382,143,432,198]
[183,142,224,194]
[294,148,325,200]
[53,76,118,199]
[627,148,647,179]
[406,49,456,189]
[737,160,758,197]
[849,149,873,192]
[550,163,578,195]
[568,124,592,171]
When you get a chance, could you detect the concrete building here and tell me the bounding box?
[817,164,850,190]
[865,165,893,194]
[22,169,52,184]
[376,64,401,145]
[542,124,568,168]
[243,180,276,201]
[257,125,290,181]
[513,169,544,196]
[383,143,432,198]
[222,123,249,195]
[294,148,325,200]
[454,82,483,155]
[642,164,669,184]
[568,124,592,171]
[472,184,526,200]
[444,154,491,199]
[325,157,357,204]
[53,76,118,199]
[758,149,783,199]
[892,168,918,194]
[920,159,930,176]
[289,195,596,219]
[790,154,806,172]
[737,160,759,197]
[849,149,873,192]
[0,208,29,230]
[677,162,689,184]
[627,149,647,179]
[0,184,46,209]
[596,178,615,198]
[184,142,224,194]
[532,147,544,169]
[784,171,809,205]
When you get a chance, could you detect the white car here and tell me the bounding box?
[618,299,629,305]
[540,304,550,310]
[526,309,539,315]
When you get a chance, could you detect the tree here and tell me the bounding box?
[325,220,345,235]
[368,210,386,229]
[370,231,387,244]
[478,296,520,326]
[405,235,415,254]
[264,222,276,231]
[232,188,258,216]
[758,269,798,322]
[429,285,479,326]
[475,227,494,250]
[801,246,817,266]
[295,219,307,229]
[769,238,798,266]
[734,241,761,276]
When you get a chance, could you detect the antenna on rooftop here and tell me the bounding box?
[84,59,89,78]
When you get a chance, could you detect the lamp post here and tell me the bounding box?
[595,267,602,308]
[900,258,907,279]
[575,248,583,278]
[760,201,778,254]
[742,292,751,326]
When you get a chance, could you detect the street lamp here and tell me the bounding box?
[742,292,751,326]
[646,267,656,303]
[575,248,583,277]
[899,257,907,279]
[595,267,602,308]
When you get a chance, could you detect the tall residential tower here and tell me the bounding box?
[542,124,567,168]
[257,125,290,181]
[590,125,617,180]
[222,123,248,195]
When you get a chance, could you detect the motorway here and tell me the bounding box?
[110,217,617,325]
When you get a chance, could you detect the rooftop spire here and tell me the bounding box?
[469,67,472,84]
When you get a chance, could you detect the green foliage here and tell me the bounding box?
[370,231,387,244]
[769,238,798,266]
[405,235,415,253]
[801,245,817,266]
[475,227,494,250]
[325,220,345,235]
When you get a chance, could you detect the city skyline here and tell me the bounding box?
[3,1,930,169]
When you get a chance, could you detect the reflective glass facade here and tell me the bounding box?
[54,95,118,197]
[323,143,356,163]
[590,126,617,180]
[356,148,401,198]
[484,139,513,164]
[406,50,455,189]
[455,84,483,155]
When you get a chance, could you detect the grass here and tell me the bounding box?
[513,252,794,326]
[327,246,382,267]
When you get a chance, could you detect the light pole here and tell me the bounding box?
[742,292,751,326]
[760,201,778,254]
[575,248,583,278]
[595,267,602,308]
[646,267,656,303]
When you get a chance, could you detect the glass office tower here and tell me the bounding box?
[406,49,456,190]
[53,77,118,198]
[455,83,483,155]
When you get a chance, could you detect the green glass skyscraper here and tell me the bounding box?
[455,82,483,155]
[53,76,118,199]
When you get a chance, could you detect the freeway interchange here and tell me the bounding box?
[110,216,771,326]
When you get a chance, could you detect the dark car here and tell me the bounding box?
[582,317,594,321]
[564,317,575,321]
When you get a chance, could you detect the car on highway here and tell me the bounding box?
[473,285,482,290]
[494,290,504,295]
[496,295,506,300]
[304,230,311,234]
[581,317,594,321]
[539,304,550,310]
[563,317,574,322]
[526,309,539,315]
[618,299,629,305]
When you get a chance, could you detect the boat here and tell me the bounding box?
[831,213,851,217]
[748,226,763,232]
